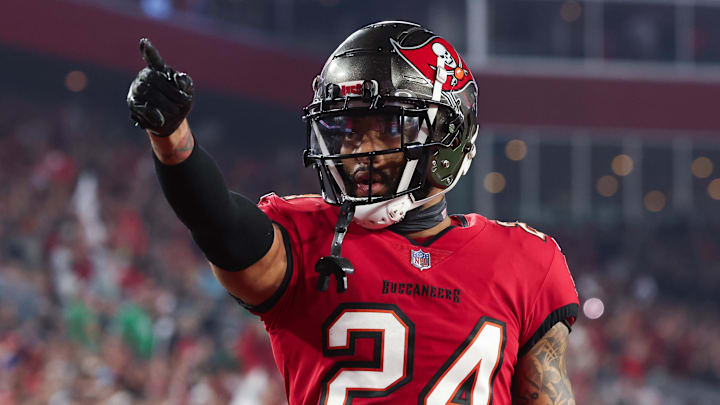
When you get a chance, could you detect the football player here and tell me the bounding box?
[128,21,580,404]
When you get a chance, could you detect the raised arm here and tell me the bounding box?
[511,322,575,405]
[126,39,288,306]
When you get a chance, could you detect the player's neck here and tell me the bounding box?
[402,194,451,239]
[404,215,452,240]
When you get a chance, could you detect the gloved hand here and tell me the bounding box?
[127,38,194,137]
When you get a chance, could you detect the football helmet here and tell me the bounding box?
[303,21,479,229]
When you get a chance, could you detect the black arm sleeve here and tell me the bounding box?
[153,141,274,271]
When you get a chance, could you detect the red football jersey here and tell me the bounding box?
[245,194,579,405]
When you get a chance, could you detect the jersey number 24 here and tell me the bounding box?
[319,303,506,405]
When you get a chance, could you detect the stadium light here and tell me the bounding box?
[596,175,618,197]
[483,172,506,194]
[709,179,720,200]
[560,0,582,23]
[644,191,666,212]
[65,71,87,92]
[611,154,634,176]
[691,156,713,179]
[505,139,527,161]
[583,298,604,320]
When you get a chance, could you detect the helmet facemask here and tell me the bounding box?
[304,96,459,208]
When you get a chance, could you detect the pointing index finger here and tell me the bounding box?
[139,38,166,71]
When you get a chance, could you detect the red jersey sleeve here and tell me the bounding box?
[518,239,579,356]
[234,193,338,330]
[230,193,305,326]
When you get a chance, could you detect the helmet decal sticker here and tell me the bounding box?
[390,36,474,93]
[339,81,363,97]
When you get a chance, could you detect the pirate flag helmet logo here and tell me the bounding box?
[390,36,475,93]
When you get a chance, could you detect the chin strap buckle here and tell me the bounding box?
[316,201,356,293]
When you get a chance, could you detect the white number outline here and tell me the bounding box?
[319,303,415,405]
[419,318,506,405]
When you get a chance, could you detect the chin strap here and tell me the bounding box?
[315,201,356,293]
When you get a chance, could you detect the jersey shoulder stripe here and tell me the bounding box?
[259,192,333,214]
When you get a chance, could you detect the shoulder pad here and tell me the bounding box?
[280,193,324,201]
[488,219,558,270]
[492,220,548,242]
[259,192,331,213]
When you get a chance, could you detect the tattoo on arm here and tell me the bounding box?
[511,322,575,405]
[172,130,194,158]
[152,129,195,164]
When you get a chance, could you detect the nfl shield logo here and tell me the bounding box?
[410,249,431,271]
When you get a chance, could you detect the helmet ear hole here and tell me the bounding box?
[447,114,464,135]
[435,112,464,147]
[437,125,464,149]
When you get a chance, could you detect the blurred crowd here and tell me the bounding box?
[560,222,720,405]
[0,98,290,405]
[1,98,719,405]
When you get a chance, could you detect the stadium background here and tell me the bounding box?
[2,0,720,404]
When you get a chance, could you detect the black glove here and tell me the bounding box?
[127,38,194,137]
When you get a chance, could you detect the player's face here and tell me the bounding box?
[338,115,409,197]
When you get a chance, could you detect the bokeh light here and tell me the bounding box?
[596,175,618,197]
[611,154,634,176]
[709,179,720,200]
[692,156,713,178]
[560,0,582,23]
[644,190,666,212]
[583,298,605,319]
[484,172,506,194]
[505,139,527,161]
[65,70,88,92]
